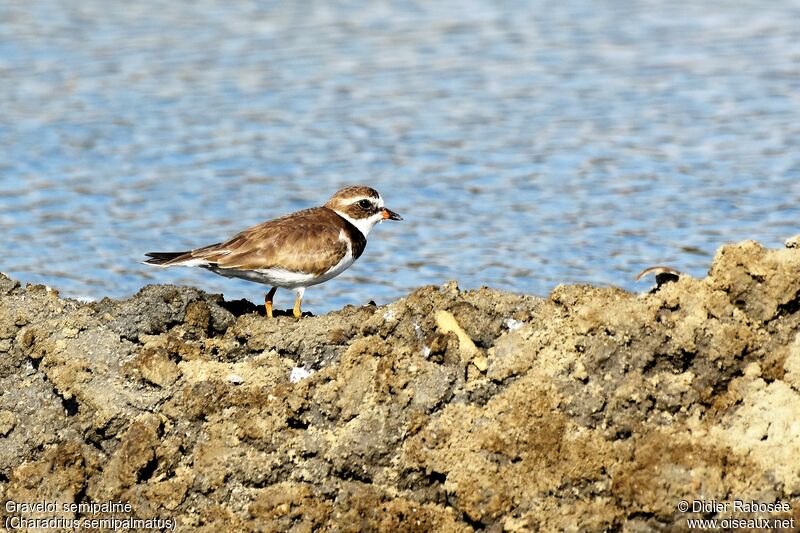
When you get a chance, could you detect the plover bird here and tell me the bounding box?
[634,265,681,287]
[144,186,402,317]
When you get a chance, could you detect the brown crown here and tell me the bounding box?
[326,186,380,204]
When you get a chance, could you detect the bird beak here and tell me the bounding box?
[381,208,403,221]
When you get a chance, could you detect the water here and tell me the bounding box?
[1,1,799,313]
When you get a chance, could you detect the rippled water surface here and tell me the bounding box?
[1,1,799,312]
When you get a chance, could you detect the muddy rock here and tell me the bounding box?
[1,240,799,531]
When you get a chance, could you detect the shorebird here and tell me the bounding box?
[144,186,402,317]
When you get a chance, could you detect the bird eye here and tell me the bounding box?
[357,199,372,209]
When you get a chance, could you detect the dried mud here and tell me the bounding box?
[1,240,800,531]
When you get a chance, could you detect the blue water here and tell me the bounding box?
[1,1,799,313]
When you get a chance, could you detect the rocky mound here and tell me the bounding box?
[1,240,799,531]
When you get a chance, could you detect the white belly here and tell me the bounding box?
[204,251,356,289]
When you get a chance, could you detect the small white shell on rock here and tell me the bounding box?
[290,367,313,383]
[505,318,523,331]
[226,374,244,385]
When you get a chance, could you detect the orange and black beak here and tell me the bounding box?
[381,208,403,221]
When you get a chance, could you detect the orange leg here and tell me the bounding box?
[265,287,277,318]
[293,287,305,318]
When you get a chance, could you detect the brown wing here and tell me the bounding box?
[190,207,362,275]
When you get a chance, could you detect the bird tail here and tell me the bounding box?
[143,242,225,267]
[143,251,190,266]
